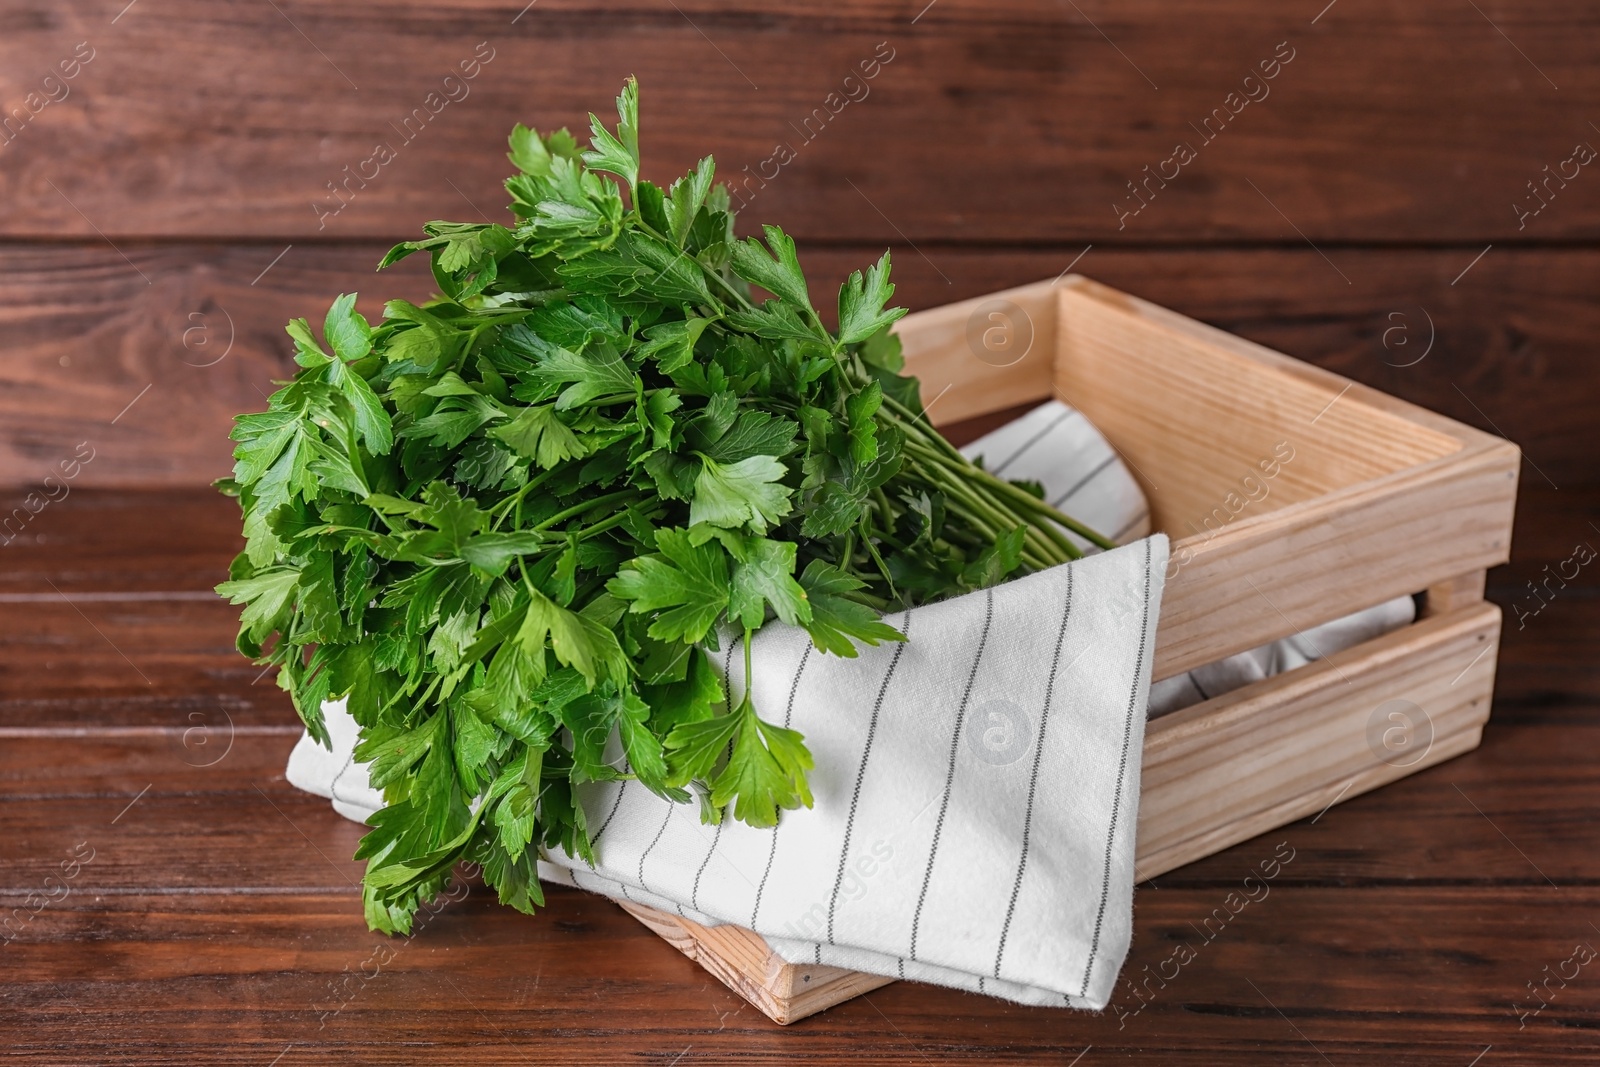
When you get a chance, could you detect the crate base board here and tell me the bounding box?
[616,900,894,1024]
[618,600,1501,1025]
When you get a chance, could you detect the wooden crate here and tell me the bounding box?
[623,276,1521,1024]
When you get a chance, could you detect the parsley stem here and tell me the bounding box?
[571,506,657,541]
[533,489,641,531]
[917,472,1003,546]
[862,528,899,595]
[489,468,560,529]
[856,593,891,611]
[972,467,1117,551]
[870,486,895,526]
[900,436,1083,562]
[887,405,1114,552]
[879,393,965,462]
[909,455,1066,569]
[742,627,753,701]
[876,396,1071,560]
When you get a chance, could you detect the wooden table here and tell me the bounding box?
[3,485,1595,1064]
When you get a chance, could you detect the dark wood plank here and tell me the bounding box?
[0,597,290,730]
[2,243,1597,489]
[1,1,1595,242]
[0,481,1590,737]
[0,489,241,591]
[5,885,1599,1063]
[4,719,1596,1065]
[4,712,1598,1060]
[1486,484,1600,717]
[0,244,437,491]
[0,789,368,893]
[0,731,300,801]
[1154,715,1600,887]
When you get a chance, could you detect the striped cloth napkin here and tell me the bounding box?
[535,535,1166,1009]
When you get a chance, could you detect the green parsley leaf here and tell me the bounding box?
[836,251,908,346]
[608,528,731,643]
[491,404,587,468]
[797,560,905,656]
[690,455,794,533]
[731,224,814,315]
[582,77,641,192]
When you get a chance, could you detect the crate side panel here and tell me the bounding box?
[1137,603,1501,876]
[1054,281,1463,533]
[1155,443,1518,676]
[899,279,1060,427]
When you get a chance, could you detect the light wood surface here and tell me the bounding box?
[1423,570,1489,617]
[1136,600,1500,877]
[910,275,1521,680]
[1058,275,1518,679]
[617,901,894,1025]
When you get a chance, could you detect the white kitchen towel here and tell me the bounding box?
[284,695,386,826]
[540,537,1166,1009]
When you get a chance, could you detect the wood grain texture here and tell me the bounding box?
[0,598,282,728]
[10,886,1600,1064]
[6,480,1586,713]
[6,709,1598,891]
[1,243,1592,489]
[897,274,1521,678]
[618,900,894,1024]
[1048,277,1520,677]
[0,487,242,592]
[1137,602,1498,875]
[4,755,1600,1063]
[1424,570,1489,617]
[0,1,1595,243]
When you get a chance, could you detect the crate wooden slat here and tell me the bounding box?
[620,275,1520,1024]
[1135,598,1499,875]
[615,900,895,1024]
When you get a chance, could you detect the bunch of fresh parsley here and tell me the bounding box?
[217,80,1111,934]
